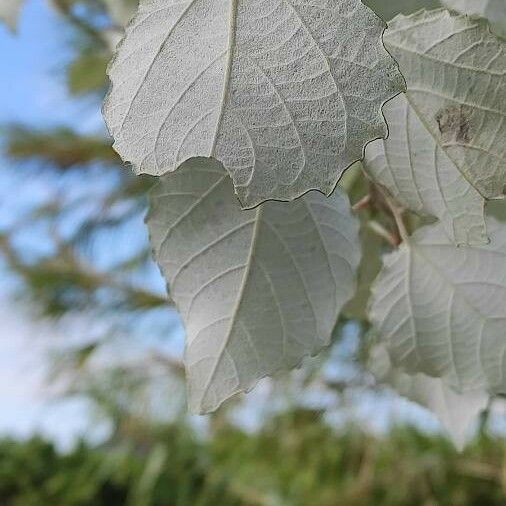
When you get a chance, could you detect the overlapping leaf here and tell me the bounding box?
[364,94,487,245]
[369,344,488,450]
[147,158,360,413]
[442,0,506,37]
[369,219,506,396]
[104,0,404,208]
[382,10,506,204]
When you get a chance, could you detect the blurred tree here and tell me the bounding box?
[0,0,174,367]
[0,414,505,505]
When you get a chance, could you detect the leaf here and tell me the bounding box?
[0,0,23,31]
[383,9,506,201]
[104,0,405,208]
[441,0,506,38]
[369,344,488,450]
[147,158,360,413]
[364,93,488,245]
[369,218,506,396]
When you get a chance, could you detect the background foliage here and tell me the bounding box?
[2,414,506,506]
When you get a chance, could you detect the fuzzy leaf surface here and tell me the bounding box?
[147,158,360,413]
[364,93,487,245]
[384,10,506,201]
[369,219,506,395]
[104,0,404,208]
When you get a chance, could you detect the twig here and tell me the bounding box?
[376,187,410,244]
[367,220,398,248]
[352,194,371,211]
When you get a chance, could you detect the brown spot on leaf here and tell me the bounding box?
[435,105,472,144]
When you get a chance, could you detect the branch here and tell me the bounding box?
[367,220,399,248]
[375,187,410,245]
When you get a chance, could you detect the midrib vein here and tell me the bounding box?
[199,205,263,404]
[211,0,239,153]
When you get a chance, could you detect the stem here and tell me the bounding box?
[377,188,410,244]
[367,220,398,248]
[352,194,371,211]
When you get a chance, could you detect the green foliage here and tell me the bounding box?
[67,53,109,96]
[0,429,237,506]
[6,126,117,170]
[0,415,505,506]
[211,411,506,506]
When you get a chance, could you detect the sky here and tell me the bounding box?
[0,0,118,448]
[0,0,103,131]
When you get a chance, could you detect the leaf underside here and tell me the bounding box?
[147,158,360,413]
[384,9,506,201]
[104,0,405,208]
[370,344,488,450]
[369,219,506,396]
[364,93,488,245]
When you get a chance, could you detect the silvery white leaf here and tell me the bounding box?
[364,93,487,245]
[369,218,506,396]
[384,9,506,200]
[369,345,488,450]
[147,158,360,413]
[441,0,506,37]
[0,0,23,31]
[104,0,404,208]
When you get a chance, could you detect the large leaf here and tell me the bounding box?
[369,219,506,396]
[384,10,506,201]
[369,344,488,450]
[147,158,360,413]
[441,0,506,37]
[364,94,487,245]
[104,0,404,208]
[0,0,23,31]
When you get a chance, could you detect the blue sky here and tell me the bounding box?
[0,1,130,448]
[0,0,103,130]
